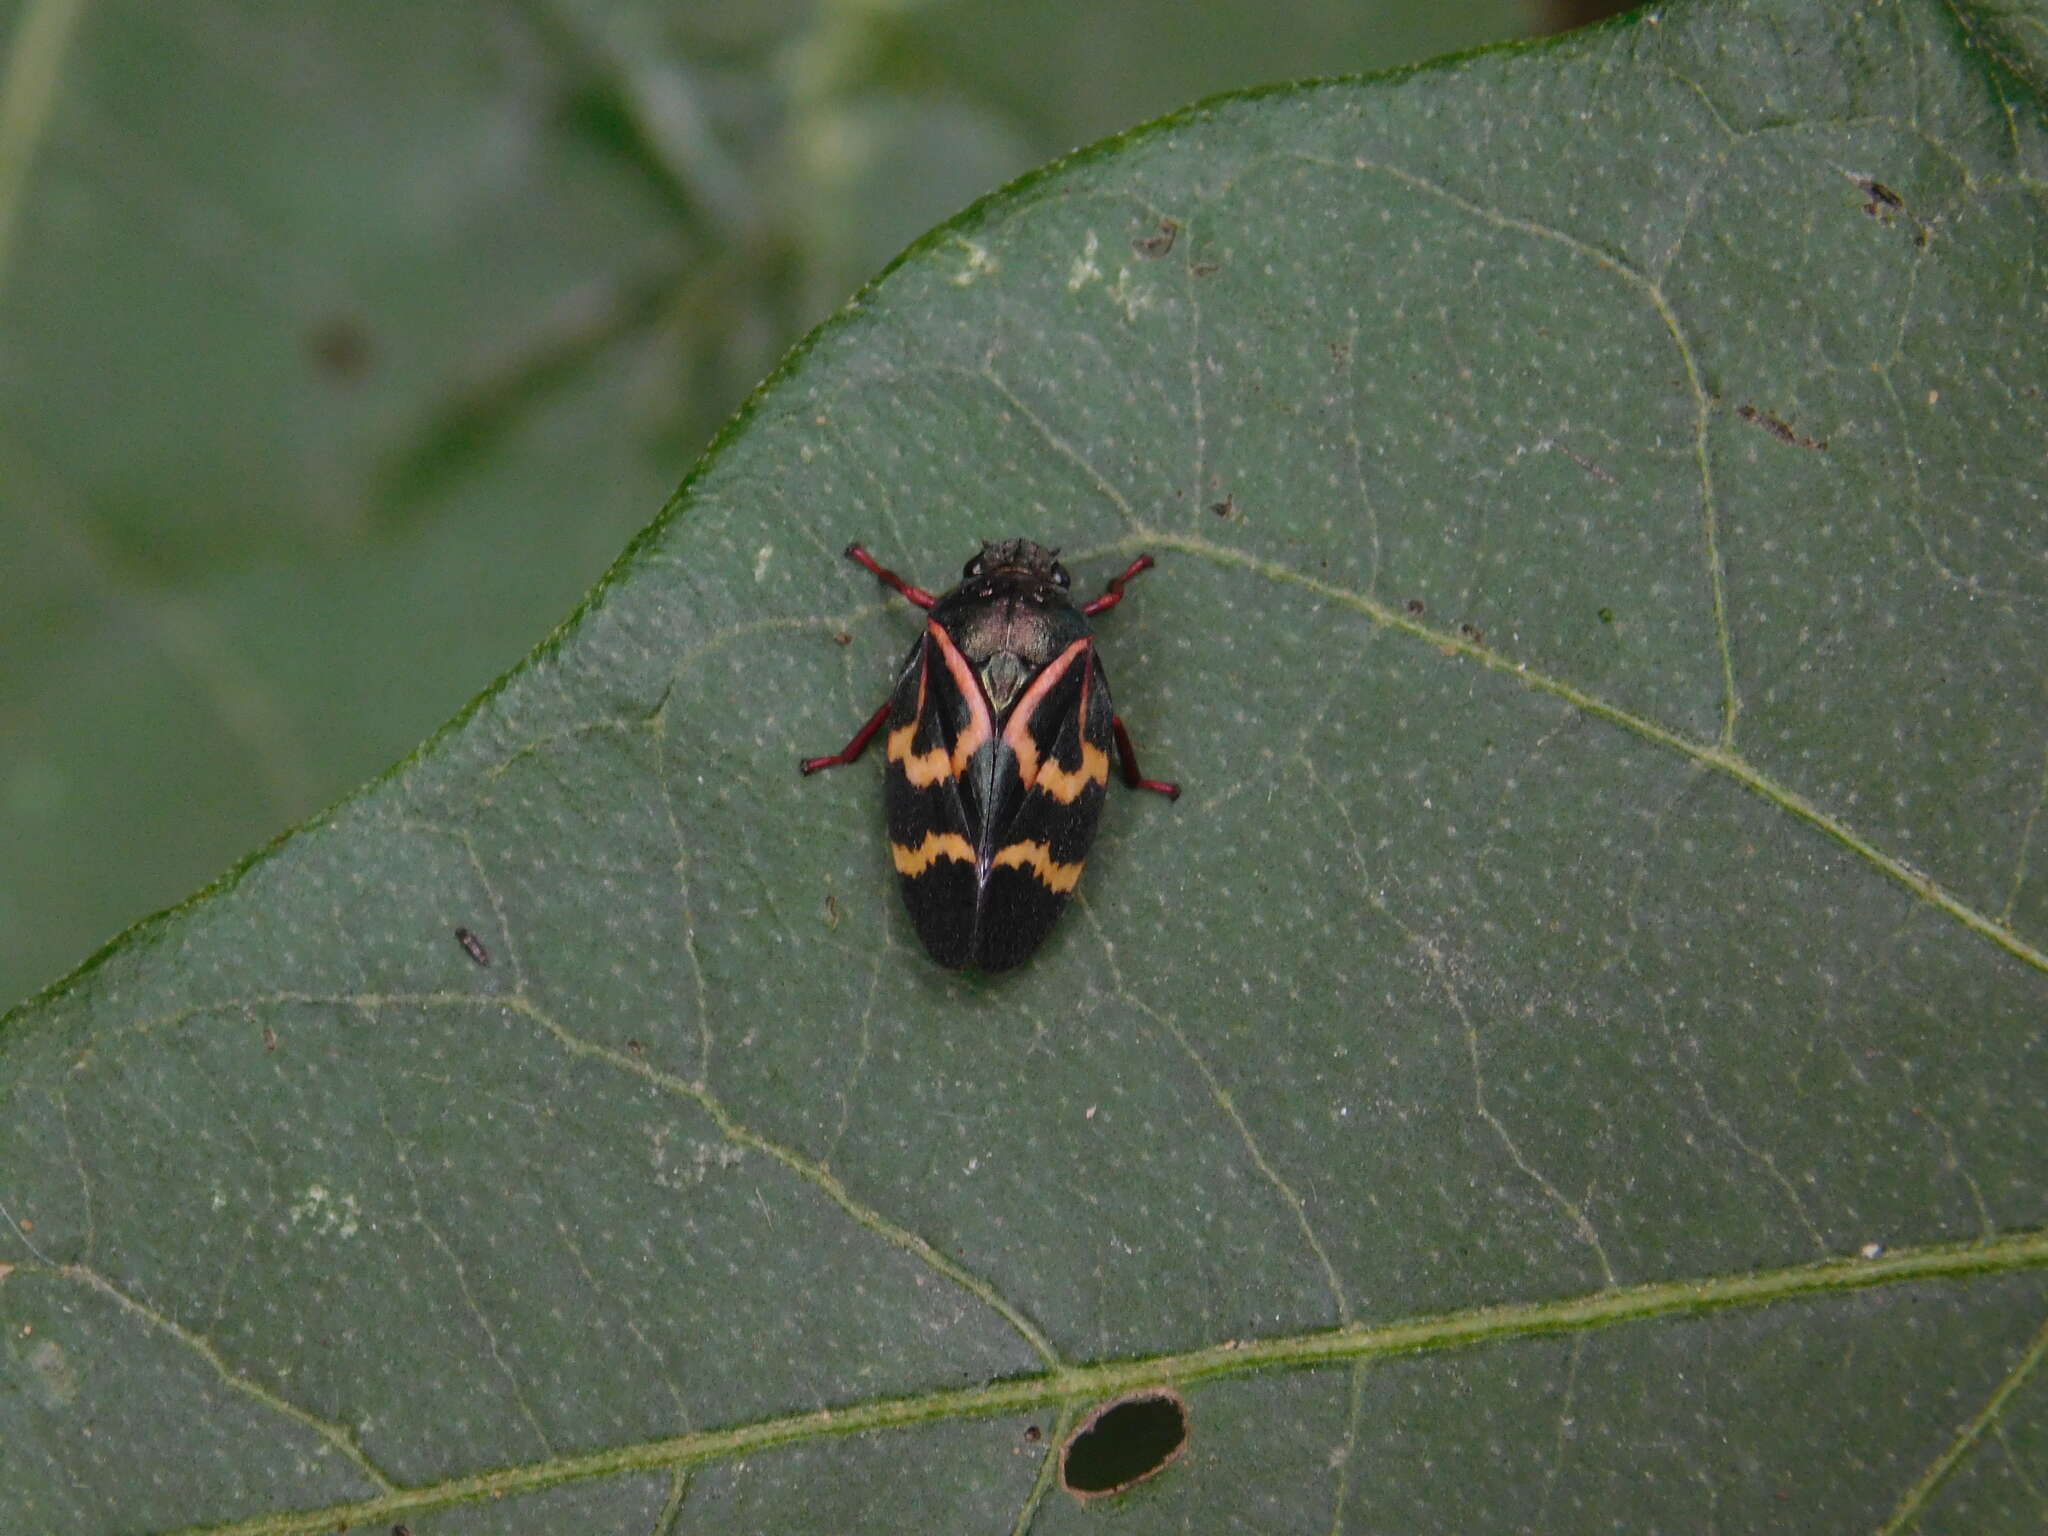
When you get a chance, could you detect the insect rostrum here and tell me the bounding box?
[802,539,1178,971]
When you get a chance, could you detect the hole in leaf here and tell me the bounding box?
[1060,1389,1189,1499]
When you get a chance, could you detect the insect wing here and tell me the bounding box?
[976,640,1113,970]
[884,625,992,968]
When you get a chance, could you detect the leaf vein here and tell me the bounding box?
[1878,1305,2048,1533]
[1150,529,2048,977]
[160,1230,2048,1536]
[47,1256,397,1495]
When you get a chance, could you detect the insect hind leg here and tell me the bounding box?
[1111,715,1178,799]
[801,698,893,774]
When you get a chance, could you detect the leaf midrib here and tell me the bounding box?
[151,1227,2048,1536]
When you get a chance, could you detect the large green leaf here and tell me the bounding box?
[0,0,1531,1010]
[6,1,2048,1531]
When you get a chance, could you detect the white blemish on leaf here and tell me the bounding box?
[1106,265,1153,321]
[1068,230,1101,291]
[754,545,774,582]
[288,1184,361,1240]
[951,238,997,285]
[27,1338,78,1406]
[650,1125,747,1191]
[699,1142,746,1174]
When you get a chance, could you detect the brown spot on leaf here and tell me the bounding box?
[1737,403,1827,452]
[1132,218,1179,259]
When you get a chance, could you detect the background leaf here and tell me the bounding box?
[6,0,2048,1532]
[0,0,1534,1009]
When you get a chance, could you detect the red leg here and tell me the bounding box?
[801,698,893,775]
[1082,554,1156,617]
[845,543,935,609]
[1111,715,1179,799]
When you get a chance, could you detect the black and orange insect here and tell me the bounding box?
[802,539,1178,971]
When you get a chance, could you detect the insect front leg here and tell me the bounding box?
[1081,554,1156,617]
[845,543,937,609]
[800,697,893,775]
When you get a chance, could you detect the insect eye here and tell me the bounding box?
[963,557,984,579]
[1051,565,1070,588]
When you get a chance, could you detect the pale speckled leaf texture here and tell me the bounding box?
[5,2,2048,1532]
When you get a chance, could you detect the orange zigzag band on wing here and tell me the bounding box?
[991,839,1086,893]
[888,624,995,785]
[1000,639,1106,804]
[892,831,976,876]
